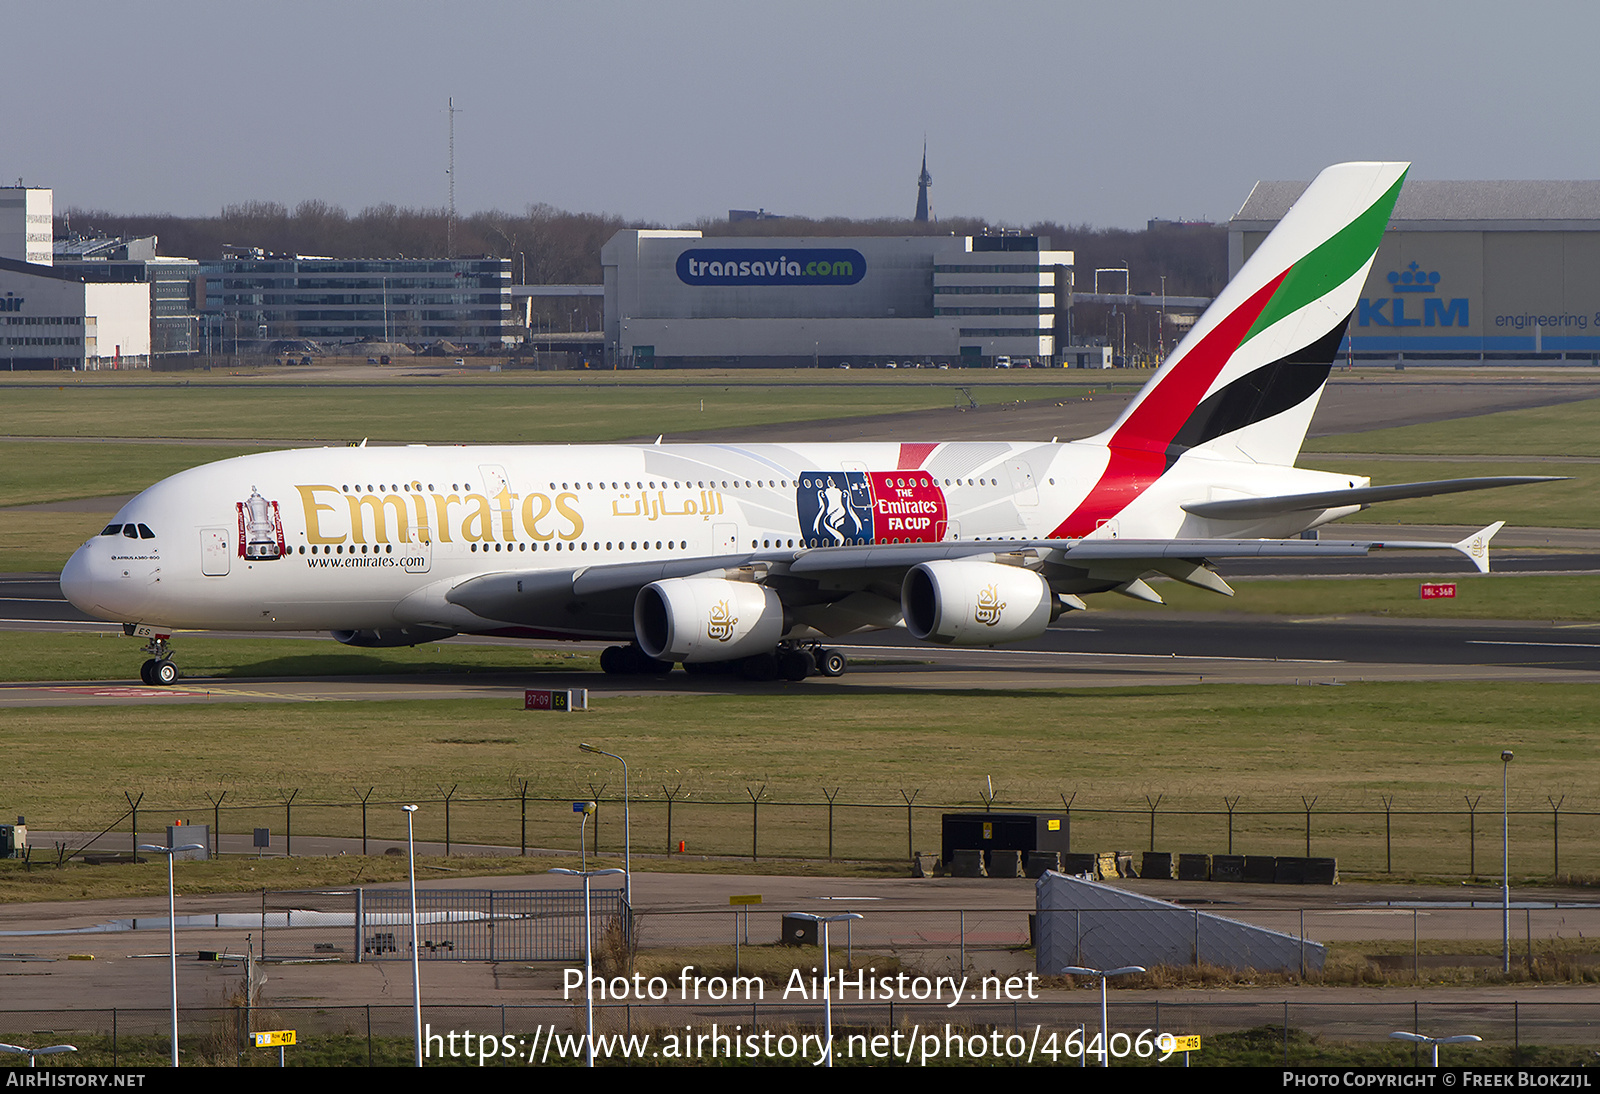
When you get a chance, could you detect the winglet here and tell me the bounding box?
[1454,521,1504,574]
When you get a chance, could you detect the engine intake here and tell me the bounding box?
[901,560,1055,645]
[634,578,786,662]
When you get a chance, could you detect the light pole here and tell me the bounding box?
[1390,1031,1481,1067]
[0,1043,78,1067]
[579,744,630,906]
[550,866,626,1067]
[1061,965,1145,1067]
[138,842,205,1067]
[1502,749,1514,973]
[788,912,864,1066]
[403,804,423,1067]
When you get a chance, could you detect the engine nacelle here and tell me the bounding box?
[331,626,457,648]
[901,560,1055,646]
[634,578,786,662]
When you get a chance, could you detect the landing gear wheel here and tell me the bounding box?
[818,648,848,677]
[739,652,782,682]
[152,659,179,686]
[140,659,156,685]
[600,645,626,674]
[778,648,816,682]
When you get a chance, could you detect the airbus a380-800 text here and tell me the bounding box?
[61,162,1555,685]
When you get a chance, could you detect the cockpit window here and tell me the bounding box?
[137,524,155,539]
[100,524,122,536]
[122,526,139,539]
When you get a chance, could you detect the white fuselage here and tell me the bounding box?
[60,439,1359,638]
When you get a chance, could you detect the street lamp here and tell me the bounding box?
[579,744,630,905]
[138,842,205,1067]
[1390,1031,1481,1067]
[1060,964,1146,1067]
[0,1043,78,1067]
[1502,749,1514,973]
[550,866,626,1067]
[403,804,423,1067]
[788,912,864,1067]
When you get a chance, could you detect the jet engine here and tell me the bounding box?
[331,626,458,648]
[901,560,1055,646]
[634,578,786,662]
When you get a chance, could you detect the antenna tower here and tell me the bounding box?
[446,97,459,257]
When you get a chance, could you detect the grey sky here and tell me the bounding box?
[8,0,1597,230]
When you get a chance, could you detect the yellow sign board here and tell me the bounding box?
[1167,1034,1201,1053]
[728,894,762,905]
[253,1030,296,1048]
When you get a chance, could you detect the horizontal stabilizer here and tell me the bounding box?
[1181,476,1564,521]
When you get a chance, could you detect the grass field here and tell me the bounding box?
[1305,395,1600,457]
[4,683,1596,879]
[0,374,1089,444]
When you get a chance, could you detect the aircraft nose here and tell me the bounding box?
[60,539,149,621]
[59,543,96,614]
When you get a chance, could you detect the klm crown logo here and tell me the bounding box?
[1387,261,1440,293]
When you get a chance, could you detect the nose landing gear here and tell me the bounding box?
[136,632,179,686]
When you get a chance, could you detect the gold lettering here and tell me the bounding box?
[520,492,555,541]
[429,494,458,543]
[554,492,584,541]
[346,494,410,545]
[409,493,431,544]
[461,493,495,542]
[295,485,344,545]
[495,486,518,541]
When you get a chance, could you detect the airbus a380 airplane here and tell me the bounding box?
[62,162,1554,685]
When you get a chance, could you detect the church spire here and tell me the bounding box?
[914,140,932,222]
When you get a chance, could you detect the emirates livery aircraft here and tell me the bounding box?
[62,162,1551,685]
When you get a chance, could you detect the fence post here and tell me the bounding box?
[901,789,920,865]
[282,788,297,857]
[438,783,458,856]
[1223,796,1240,855]
[518,779,529,857]
[205,790,226,858]
[1549,795,1564,876]
[1466,794,1480,876]
[747,785,766,861]
[1301,795,1317,857]
[823,787,840,861]
[958,910,965,971]
[1380,795,1393,873]
[1145,794,1162,851]
[1061,791,1076,853]
[359,787,374,856]
[663,783,683,854]
[125,791,142,857]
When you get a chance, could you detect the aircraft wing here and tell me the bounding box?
[443,523,1506,631]
[1181,476,1563,521]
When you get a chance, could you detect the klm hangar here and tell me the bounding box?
[601,230,1072,368]
[1231,179,1600,361]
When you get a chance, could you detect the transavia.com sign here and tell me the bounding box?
[676,248,866,287]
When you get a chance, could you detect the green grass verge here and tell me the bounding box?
[1300,457,1595,528]
[1126,572,1600,620]
[0,378,1083,444]
[4,683,1599,876]
[0,630,596,684]
[1305,395,1600,457]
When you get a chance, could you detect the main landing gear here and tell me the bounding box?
[138,634,179,686]
[604,642,849,682]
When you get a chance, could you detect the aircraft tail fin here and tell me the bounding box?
[1094,161,1408,468]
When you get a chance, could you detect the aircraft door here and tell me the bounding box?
[715,523,739,553]
[1006,461,1039,506]
[200,528,231,576]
